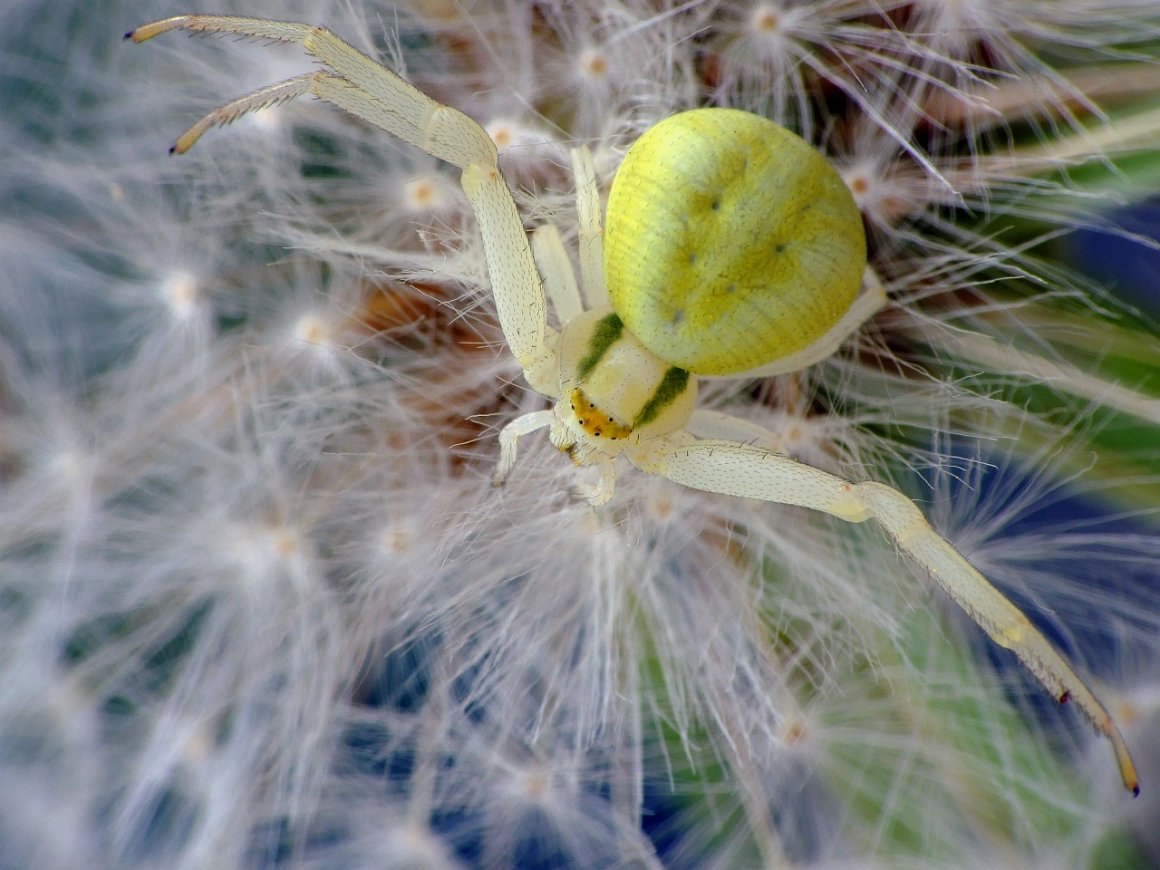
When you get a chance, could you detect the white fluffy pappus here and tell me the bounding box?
[2,0,1160,866]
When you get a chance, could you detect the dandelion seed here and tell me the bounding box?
[159,270,202,322]
[576,47,610,83]
[402,173,450,214]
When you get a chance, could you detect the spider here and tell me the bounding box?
[128,15,1139,796]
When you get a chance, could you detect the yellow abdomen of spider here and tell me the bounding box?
[604,108,867,376]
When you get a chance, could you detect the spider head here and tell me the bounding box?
[550,308,698,467]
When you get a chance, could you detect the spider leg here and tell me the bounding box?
[144,73,317,155]
[569,147,610,310]
[129,15,556,394]
[687,409,787,451]
[573,460,618,507]
[494,409,618,507]
[493,410,554,487]
[128,17,492,167]
[633,434,1140,795]
[531,225,583,326]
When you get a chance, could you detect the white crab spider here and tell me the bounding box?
[129,15,1139,796]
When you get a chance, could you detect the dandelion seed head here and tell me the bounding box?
[291,312,335,349]
[401,172,451,214]
[248,105,284,135]
[483,117,558,162]
[379,523,414,557]
[269,293,365,383]
[504,763,553,804]
[750,3,784,37]
[220,518,312,592]
[485,119,521,155]
[576,46,610,84]
[780,714,809,746]
[178,720,215,767]
[159,270,203,323]
[843,163,878,212]
[713,0,799,79]
[394,820,456,865]
[43,445,94,495]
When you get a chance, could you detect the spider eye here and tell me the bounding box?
[604,108,866,376]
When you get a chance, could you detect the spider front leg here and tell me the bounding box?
[492,409,620,506]
[128,15,556,395]
[632,434,1141,796]
[493,410,554,488]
